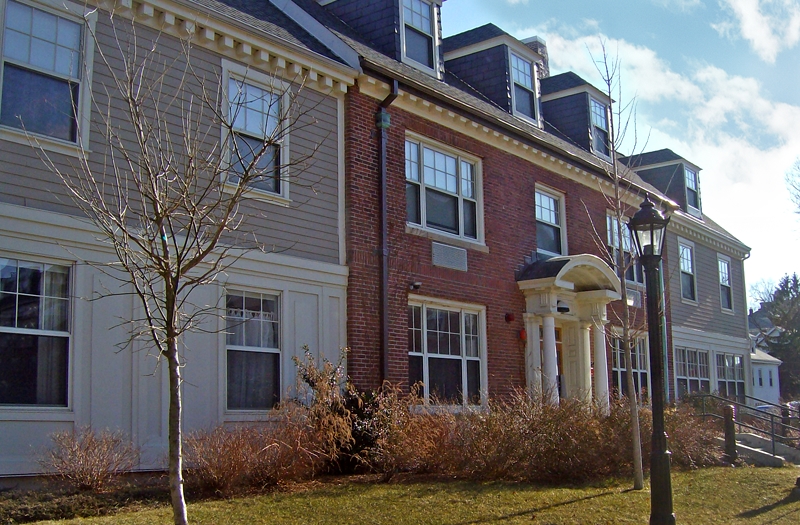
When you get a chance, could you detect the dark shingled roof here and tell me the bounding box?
[618,149,684,169]
[192,0,346,64]
[442,24,509,53]
[516,258,570,282]
[540,72,590,95]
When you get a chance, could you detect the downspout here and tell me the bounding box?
[376,80,399,384]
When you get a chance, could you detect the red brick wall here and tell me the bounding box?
[344,85,630,398]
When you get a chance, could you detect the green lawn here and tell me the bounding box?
[31,467,800,524]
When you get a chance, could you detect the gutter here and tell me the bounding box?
[376,79,399,384]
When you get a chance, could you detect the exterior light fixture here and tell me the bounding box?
[628,194,675,525]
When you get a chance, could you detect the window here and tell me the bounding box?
[226,291,280,410]
[769,369,773,387]
[679,242,696,301]
[590,98,609,157]
[716,353,744,403]
[408,302,483,406]
[535,188,564,257]
[611,338,649,402]
[607,215,643,284]
[0,0,88,143]
[1,257,69,406]
[511,53,536,120]
[405,137,479,240]
[758,368,763,387]
[685,167,700,211]
[402,0,436,71]
[675,347,710,398]
[718,256,733,311]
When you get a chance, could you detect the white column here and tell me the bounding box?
[524,314,542,403]
[541,314,559,405]
[579,322,593,404]
[593,321,610,416]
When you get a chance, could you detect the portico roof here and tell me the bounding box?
[516,254,621,296]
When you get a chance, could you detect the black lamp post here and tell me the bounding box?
[628,195,675,525]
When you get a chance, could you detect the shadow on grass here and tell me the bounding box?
[737,490,800,521]
[446,488,633,524]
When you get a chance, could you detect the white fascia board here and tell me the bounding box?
[671,325,750,352]
[540,84,610,105]
[444,35,544,66]
[268,0,362,71]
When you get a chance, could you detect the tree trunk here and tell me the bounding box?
[624,346,645,490]
[167,343,188,525]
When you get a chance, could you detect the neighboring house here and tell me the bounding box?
[620,150,752,404]
[749,304,783,404]
[0,0,357,476]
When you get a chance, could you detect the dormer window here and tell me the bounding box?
[685,166,700,211]
[402,0,436,70]
[511,53,536,120]
[590,98,610,157]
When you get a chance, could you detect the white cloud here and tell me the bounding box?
[715,0,800,62]
[505,0,529,4]
[651,0,704,12]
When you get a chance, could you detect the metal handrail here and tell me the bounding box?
[694,394,800,457]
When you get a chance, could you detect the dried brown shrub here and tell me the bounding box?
[38,427,140,492]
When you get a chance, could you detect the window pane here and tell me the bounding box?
[426,189,458,234]
[408,354,423,395]
[405,141,420,182]
[467,360,480,405]
[428,356,462,404]
[230,134,280,193]
[6,1,32,34]
[1,64,77,141]
[681,273,695,300]
[514,84,535,118]
[227,350,279,410]
[537,222,561,254]
[406,182,421,224]
[404,26,433,68]
[721,286,732,310]
[0,333,68,405]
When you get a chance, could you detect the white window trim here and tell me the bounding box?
[717,253,734,314]
[674,347,711,398]
[222,286,284,416]
[0,253,73,411]
[684,165,702,216]
[404,131,484,244]
[399,0,441,78]
[610,335,651,402]
[0,0,96,157]
[678,238,697,305]
[508,48,539,125]
[220,59,292,206]
[408,294,487,408]
[535,185,567,258]
[590,97,611,160]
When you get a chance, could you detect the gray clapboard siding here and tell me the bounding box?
[0,13,342,264]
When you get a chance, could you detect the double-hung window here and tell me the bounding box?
[0,0,88,144]
[405,137,479,240]
[510,53,536,120]
[675,347,710,398]
[607,215,643,284]
[590,98,610,157]
[685,167,700,211]
[226,291,281,410]
[535,188,564,257]
[408,302,484,406]
[679,242,696,301]
[611,338,649,402]
[225,63,288,200]
[718,256,733,311]
[716,353,744,403]
[1,257,70,406]
[402,0,436,71]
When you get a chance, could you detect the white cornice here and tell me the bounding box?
[670,212,750,259]
[98,0,357,94]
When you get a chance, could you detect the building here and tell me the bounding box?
[620,150,753,403]
[0,0,357,476]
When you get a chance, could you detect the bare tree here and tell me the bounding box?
[587,41,652,491]
[31,10,326,525]
[787,159,800,213]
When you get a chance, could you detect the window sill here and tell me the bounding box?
[721,308,735,316]
[223,410,282,422]
[405,224,488,253]
[0,407,73,421]
[400,55,440,79]
[681,297,698,306]
[0,126,89,158]
[222,182,291,207]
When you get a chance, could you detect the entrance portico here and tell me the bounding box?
[517,255,621,412]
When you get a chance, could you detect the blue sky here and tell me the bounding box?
[442,0,800,305]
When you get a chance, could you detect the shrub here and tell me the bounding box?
[38,427,140,492]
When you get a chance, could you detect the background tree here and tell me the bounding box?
[33,9,323,525]
[760,274,800,399]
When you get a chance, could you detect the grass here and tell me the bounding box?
[16,467,800,525]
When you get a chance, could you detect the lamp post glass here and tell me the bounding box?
[628,195,675,525]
